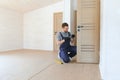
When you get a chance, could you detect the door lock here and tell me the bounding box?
[78,29,80,32]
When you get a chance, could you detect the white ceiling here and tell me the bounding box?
[0,0,62,13]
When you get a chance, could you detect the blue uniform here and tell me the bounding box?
[59,32,77,63]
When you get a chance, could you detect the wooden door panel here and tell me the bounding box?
[80,30,95,44]
[77,0,100,63]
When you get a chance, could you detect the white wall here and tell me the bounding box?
[100,0,120,80]
[63,0,71,29]
[73,0,77,11]
[63,0,77,34]
[23,1,64,50]
[0,8,23,52]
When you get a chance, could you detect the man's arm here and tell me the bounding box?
[56,32,65,45]
[71,38,75,44]
[57,40,65,45]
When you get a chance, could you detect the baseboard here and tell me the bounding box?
[22,49,53,52]
[0,49,24,53]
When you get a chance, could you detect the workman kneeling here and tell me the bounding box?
[56,23,77,63]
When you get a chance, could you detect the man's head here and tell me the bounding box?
[62,23,69,32]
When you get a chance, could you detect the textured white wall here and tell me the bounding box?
[23,1,64,50]
[100,0,120,80]
[0,8,23,52]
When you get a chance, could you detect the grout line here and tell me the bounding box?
[28,63,55,80]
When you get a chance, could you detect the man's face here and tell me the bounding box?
[63,26,69,32]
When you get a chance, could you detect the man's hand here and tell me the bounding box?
[61,39,65,44]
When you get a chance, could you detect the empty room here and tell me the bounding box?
[0,0,120,80]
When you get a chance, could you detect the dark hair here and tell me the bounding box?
[62,23,69,28]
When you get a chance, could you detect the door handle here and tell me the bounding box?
[77,26,84,32]
[78,25,84,28]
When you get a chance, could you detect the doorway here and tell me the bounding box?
[53,0,100,64]
[53,12,63,51]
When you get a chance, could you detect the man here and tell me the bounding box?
[57,23,77,63]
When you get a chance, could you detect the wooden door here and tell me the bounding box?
[53,12,63,51]
[74,11,77,46]
[77,0,100,63]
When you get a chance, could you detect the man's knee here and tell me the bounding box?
[74,46,77,51]
[74,52,77,56]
